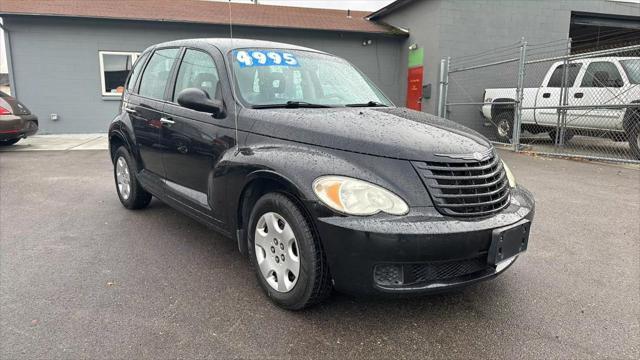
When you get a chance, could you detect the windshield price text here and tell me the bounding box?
[234,50,299,68]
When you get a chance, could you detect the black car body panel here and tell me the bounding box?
[108,39,535,296]
[0,91,38,141]
[242,107,491,161]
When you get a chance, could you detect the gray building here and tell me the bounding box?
[1,0,638,135]
[0,0,406,134]
[369,0,640,134]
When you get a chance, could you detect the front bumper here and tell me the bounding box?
[0,114,39,140]
[310,186,535,295]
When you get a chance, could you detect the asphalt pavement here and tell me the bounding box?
[1,149,638,359]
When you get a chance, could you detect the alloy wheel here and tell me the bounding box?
[116,156,132,200]
[254,212,300,293]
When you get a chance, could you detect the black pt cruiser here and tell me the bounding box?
[108,39,535,310]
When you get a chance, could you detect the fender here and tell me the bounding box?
[221,134,433,238]
[108,119,141,166]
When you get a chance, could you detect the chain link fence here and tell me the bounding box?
[440,38,640,164]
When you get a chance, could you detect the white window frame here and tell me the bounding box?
[99,51,140,97]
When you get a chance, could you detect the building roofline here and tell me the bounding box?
[367,0,418,20]
[0,0,408,36]
[0,12,408,37]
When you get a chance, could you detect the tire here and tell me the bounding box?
[494,112,513,143]
[629,122,640,160]
[247,192,331,310]
[113,146,152,209]
[548,129,574,143]
[0,138,20,146]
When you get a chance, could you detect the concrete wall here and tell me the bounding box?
[378,0,639,137]
[3,16,404,134]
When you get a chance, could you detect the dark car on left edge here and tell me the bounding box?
[0,90,38,145]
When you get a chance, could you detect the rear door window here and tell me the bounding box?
[138,48,180,100]
[580,61,623,88]
[546,63,582,87]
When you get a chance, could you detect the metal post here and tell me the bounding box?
[559,38,572,147]
[513,38,527,151]
[437,58,446,117]
[442,57,450,119]
[0,21,17,98]
[552,38,572,147]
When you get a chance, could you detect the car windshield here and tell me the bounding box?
[229,49,393,108]
[620,59,640,85]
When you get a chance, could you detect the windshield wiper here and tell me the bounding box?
[345,101,388,107]
[251,101,332,109]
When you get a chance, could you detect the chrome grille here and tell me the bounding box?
[413,153,511,217]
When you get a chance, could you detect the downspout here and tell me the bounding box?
[0,19,17,97]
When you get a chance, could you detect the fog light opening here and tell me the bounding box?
[374,265,404,286]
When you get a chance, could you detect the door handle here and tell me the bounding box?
[542,93,551,98]
[160,117,175,125]
[574,92,584,98]
[125,107,137,114]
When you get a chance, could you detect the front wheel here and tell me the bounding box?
[248,193,331,310]
[494,112,514,143]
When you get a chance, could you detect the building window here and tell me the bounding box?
[99,51,140,96]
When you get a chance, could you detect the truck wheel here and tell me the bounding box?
[629,123,640,160]
[113,146,152,209]
[494,112,513,143]
[248,192,331,310]
[548,129,574,143]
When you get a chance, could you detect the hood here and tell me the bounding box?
[242,107,492,161]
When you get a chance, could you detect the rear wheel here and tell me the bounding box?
[494,112,513,143]
[248,193,331,310]
[0,138,20,146]
[113,146,152,209]
[629,122,640,160]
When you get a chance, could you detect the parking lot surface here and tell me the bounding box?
[1,149,638,359]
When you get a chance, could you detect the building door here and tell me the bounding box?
[406,47,424,111]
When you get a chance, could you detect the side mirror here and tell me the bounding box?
[177,88,225,117]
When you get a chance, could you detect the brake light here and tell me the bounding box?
[0,106,11,115]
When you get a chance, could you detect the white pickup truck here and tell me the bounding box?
[482,57,640,158]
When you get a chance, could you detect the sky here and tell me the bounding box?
[0,1,394,74]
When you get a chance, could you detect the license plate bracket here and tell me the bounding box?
[488,219,530,266]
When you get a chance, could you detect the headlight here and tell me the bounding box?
[501,160,517,188]
[312,176,409,216]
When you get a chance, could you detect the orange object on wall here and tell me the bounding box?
[406,66,423,111]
